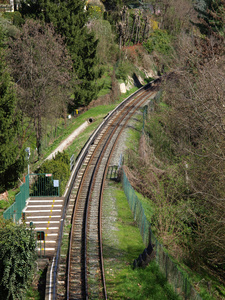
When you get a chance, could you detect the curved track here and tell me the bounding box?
[50,81,159,300]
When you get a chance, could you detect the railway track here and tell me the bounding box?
[48,81,159,300]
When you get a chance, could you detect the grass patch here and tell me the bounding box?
[0,188,20,216]
[96,70,112,97]
[115,189,144,262]
[127,112,142,150]
[26,267,46,300]
[134,191,154,223]
[26,287,40,300]
[103,183,180,299]
[118,86,139,102]
[106,262,181,300]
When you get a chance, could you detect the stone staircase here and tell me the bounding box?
[23,197,64,258]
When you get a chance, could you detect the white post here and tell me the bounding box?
[9,0,14,12]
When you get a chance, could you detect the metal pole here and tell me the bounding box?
[25,147,30,175]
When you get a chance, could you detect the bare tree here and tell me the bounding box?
[7,19,72,159]
[158,0,194,33]
[161,31,225,278]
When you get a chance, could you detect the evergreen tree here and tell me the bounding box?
[0,26,24,192]
[20,0,100,109]
[103,0,123,10]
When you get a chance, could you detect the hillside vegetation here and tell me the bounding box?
[0,0,157,192]
[122,0,225,298]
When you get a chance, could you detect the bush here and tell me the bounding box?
[2,12,24,27]
[143,29,173,56]
[87,4,104,19]
[38,151,70,196]
[115,60,133,82]
[0,220,37,299]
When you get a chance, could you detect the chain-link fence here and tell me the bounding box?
[41,123,68,151]
[122,169,202,300]
[41,112,81,152]
[3,175,29,222]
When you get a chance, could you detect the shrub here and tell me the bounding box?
[143,29,173,56]
[2,12,24,27]
[87,4,103,19]
[115,60,133,82]
[38,151,70,196]
[0,220,37,299]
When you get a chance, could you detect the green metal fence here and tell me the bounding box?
[3,175,29,222]
[3,173,59,222]
[122,169,202,300]
[29,173,59,197]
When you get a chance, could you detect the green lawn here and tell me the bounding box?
[103,183,180,300]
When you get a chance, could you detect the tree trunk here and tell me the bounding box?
[36,101,42,160]
[130,13,137,43]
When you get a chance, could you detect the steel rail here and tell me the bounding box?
[68,88,156,298]
[67,93,143,299]
[50,79,160,299]
[66,84,152,299]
